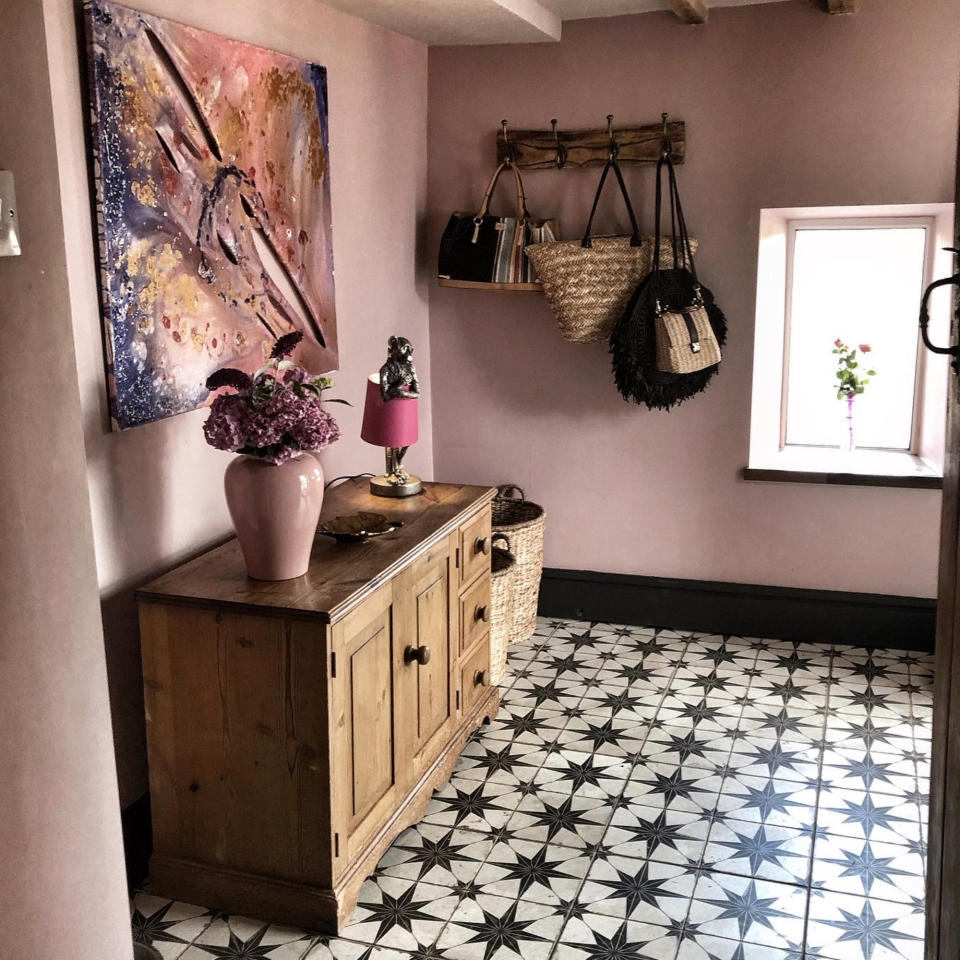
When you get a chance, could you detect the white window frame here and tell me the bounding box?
[781,215,935,454]
[748,203,955,480]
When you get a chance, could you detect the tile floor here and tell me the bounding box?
[132,618,934,960]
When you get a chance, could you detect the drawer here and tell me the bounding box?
[460,574,491,654]
[459,508,492,587]
[460,633,491,716]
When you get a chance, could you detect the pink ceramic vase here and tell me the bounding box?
[224,453,325,580]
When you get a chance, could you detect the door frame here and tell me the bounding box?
[924,94,960,960]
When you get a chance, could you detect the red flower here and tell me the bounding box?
[834,338,844,348]
[859,344,872,353]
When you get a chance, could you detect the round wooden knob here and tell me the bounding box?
[404,644,431,666]
[475,605,490,623]
[474,669,488,687]
[475,536,491,556]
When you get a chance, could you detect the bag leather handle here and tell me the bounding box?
[653,152,699,311]
[581,157,641,250]
[474,161,531,225]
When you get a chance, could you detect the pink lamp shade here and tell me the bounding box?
[360,374,419,447]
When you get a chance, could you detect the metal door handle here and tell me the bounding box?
[404,644,431,666]
[920,253,960,364]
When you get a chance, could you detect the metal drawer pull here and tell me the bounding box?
[475,536,491,556]
[404,644,431,666]
[474,604,490,623]
[474,669,488,687]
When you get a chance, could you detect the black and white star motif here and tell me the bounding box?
[453,901,550,960]
[571,920,646,960]
[497,709,545,739]
[728,780,808,823]
[464,744,530,778]
[825,794,916,839]
[131,901,190,947]
[817,899,923,958]
[593,861,687,916]
[197,926,279,959]
[737,740,814,778]
[619,809,698,861]
[749,707,822,740]
[826,751,899,791]
[685,670,736,697]
[612,660,658,685]
[819,840,916,896]
[712,824,808,875]
[392,828,484,881]
[701,879,794,939]
[644,767,715,806]
[654,730,716,766]
[486,846,569,897]
[525,795,598,842]
[435,784,500,827]
[563,630,603,651]
[356,885,439,942]
[672,699,729,727]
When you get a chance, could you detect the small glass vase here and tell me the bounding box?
[840,394,856,453]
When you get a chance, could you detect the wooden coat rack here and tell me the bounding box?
[495,116,685,169]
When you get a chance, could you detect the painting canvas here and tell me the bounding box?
[84,0,337,429]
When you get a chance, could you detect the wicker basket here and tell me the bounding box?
[489,533,514,685]
[524,235,698,344]
[491,485,545,644]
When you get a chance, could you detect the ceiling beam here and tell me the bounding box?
[668,0,708,25]
[825,0,859,12]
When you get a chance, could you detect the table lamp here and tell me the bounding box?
[360,373,422,497]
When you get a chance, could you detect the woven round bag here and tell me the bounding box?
[491,485,545,644]
[489,533,515,685]
[526,235,698,343]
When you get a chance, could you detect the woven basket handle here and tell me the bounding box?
[495,484,525,501]
[492,533,511,551]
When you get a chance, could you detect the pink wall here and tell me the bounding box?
[427,0,960,599]
[0,1,131,957]
[44,0,430,806]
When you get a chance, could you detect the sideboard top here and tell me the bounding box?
[137,480,496,621]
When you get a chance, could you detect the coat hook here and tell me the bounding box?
[661,112,672,158]
[501,119,515,164]
[551,118,567,169]
[606,114,618,161]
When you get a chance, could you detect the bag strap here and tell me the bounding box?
[580,157,640,249]
[496,483,525,501]
[474,161,531,225]
[653,153,700,312]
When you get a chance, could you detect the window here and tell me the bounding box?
[748,204,955,485]
[784,220,930,451]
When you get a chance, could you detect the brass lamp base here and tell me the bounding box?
[369,446,423,498]
[369,473,423,498]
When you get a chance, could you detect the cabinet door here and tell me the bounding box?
[330,582,398,868]
[394,535,457,779]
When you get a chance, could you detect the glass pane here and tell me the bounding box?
[784,225,927,450]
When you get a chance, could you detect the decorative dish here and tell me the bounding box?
[318,512,402,543]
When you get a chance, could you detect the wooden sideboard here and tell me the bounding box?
[136,480,499,932]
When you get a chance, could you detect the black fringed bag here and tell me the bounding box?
[609,151,728,410]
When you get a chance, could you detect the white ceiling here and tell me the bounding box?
[318,0,794,45]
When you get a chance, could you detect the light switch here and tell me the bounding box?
[0,172,22,257]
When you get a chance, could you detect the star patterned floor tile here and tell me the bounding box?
[553,914,683,960]
[676,934,803,960]
[578,855,696,924]
[622,761,725,815]
[815,787,924,846]
[637,725,736,772]
[701,820,813,886]
[805,891,925,960]
[422,780,524,833]
[130,619,935,960]
[435,892,566,960]
[506,789,614,850]
[472,836,593,906]
[179,916,314,960]
[132,894,215,959]
[336,875,460,952]
[687,873,807,950]
[810,834,926,902]
[374,822,493,886]
[714,774,818,830]
[602,803,710,866]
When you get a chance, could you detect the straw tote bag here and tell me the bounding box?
[437,161,557,291]
[525,157,698,344]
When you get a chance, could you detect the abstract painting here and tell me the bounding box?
[84,0,337,429]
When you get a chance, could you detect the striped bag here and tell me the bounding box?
[438,161,557,291]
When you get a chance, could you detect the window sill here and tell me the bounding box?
[743,448,943,490]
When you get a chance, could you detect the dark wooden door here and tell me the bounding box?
[924,110,960,960]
